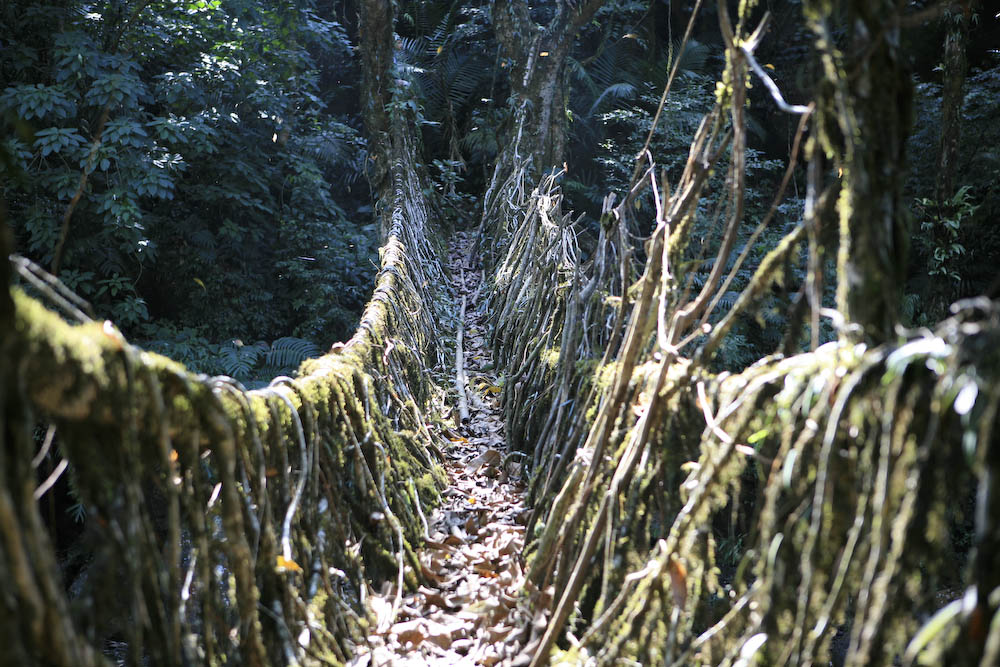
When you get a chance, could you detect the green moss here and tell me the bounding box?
[416,471,444,504]
[541,347,561,370]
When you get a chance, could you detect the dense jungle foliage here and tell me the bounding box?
[3,0,998,383]
[1,0,376,385]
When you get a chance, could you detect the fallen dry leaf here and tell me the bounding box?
[420,586,458,610]
[275,555,302,573]
[391,619,426,647]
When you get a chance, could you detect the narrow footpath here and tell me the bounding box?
[352,232,530,666]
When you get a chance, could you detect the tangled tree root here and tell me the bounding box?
[475,5,1000,665]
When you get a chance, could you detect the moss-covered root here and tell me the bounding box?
[568,299,1000,666]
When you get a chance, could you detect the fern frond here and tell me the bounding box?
[587,82,637,117]
[675,38,711,76]
[266,337,321,369]
[567,57,598,97]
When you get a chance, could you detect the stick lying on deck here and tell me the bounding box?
[456,293,470,423]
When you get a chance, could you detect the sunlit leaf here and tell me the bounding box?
[276,555,302,572]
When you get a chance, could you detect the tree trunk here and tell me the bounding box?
[936,5,971,203]
[492,0,605,174]
[809,0,913,344]
[358,0,395,194]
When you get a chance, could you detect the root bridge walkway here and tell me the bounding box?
[352,232,531,666]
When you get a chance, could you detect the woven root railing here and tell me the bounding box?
[573,297,1000,666]
[514,295,1000,666]
[0,112,447,666]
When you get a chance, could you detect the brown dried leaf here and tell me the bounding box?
[668,554,688,609]
[420,565,447,584]
[451,638,474,654]
[495,532,519,556]
[421,619,460,649]
[480,652,503,666]
[487,624,513,642]
[424,537,457,552]
[391,619,425,647]
[419,587,458,611]
[465,448,502,471]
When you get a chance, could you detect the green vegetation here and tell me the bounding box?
[1,0,377,372]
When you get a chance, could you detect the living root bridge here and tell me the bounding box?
[0,117,447,666]
[482,164,1000,666]
[477,131,1000,666]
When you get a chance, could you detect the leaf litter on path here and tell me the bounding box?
[350,232,531,666]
